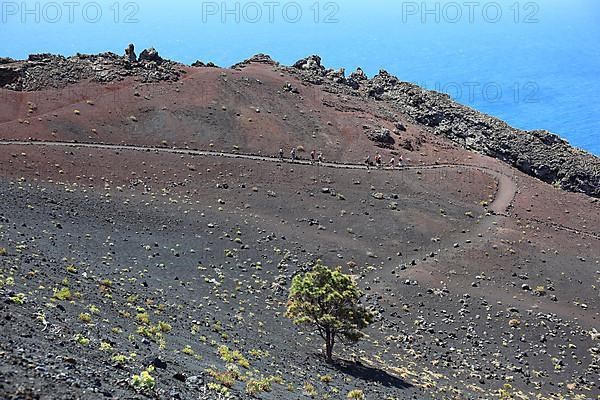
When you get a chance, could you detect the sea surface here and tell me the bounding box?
[2,0,598,154]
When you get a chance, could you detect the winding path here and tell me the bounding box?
[0,140,598,240]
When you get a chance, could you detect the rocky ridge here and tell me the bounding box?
[280,55,600,197]
[0,45,182,91]
[1,48,598,197]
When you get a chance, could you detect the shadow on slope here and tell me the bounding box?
[334,359,413,390]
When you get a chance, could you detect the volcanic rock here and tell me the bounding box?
[124,43,137,62]
[138,48,162,64]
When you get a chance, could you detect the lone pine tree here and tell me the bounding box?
[286,262,373,363]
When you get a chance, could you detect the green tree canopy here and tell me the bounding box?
[286,261,374,363]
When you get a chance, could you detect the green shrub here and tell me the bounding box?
[157,321,172,332]
[74,333,90,346]
[136,312,150,325]
[207,382,230,396]
[112,354,127,364]
[9,293,26,304]
[347,389,365,400]
[303,382,317,397]
[246,377,273,395]
[218,345,250,368]
[66,265,78,273]
[53,287,72,301]
[79,313,92,323]
[499,384,514,399]
[182,345,195,356]
[100,342,113,352]
[208,369,236,388]
[131,366,156,392]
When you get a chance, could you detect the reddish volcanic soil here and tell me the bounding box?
[0,60,598,400]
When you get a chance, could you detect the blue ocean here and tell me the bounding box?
[2,0,598,155]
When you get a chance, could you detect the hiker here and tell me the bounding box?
[389,157,395,168]
[311,149,316,162]
[398,154,403,168]
[290,147,297,161]
[365,155,371,169]
[317,152,323,163]
[279,148,284,159]
[375,153,382,168]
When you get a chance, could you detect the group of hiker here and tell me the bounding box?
[365,152,403,169]
[279,147,323,163]
[278,147,402,169]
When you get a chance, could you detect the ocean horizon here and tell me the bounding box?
[2,0,598,155]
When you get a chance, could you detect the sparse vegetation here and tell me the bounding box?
[0,62,596,400]
[245,376,274,395]
[208,368,237,388]
[218,345,250,368]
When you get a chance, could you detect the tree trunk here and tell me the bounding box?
[325,330,334,363]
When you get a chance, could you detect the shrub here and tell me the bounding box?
[499,384,514,399]
[157,321,172,333]
[320,375,333,384]
[112,354,128,364]
[246,377,273,395]
[9,293,26,304]
[136,312,150,325]
[208,369,237,388]
[303,382,317,397]
[53,287,72,301]
[100,279,113,293]
[100,342,113,352]
[79,313,92,323]
[248,349,268,359]
[182,345,195,356]
[66,265,78,274]
[236,352,250,369]
[131,366,156,392]
[218,345,250,368]
[74,333,90,346]
[347,389,365,400]
[0,247,7,256]
[218,345,234,362]
[207,382,230,396]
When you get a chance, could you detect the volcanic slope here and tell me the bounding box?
[0,54,599,400]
